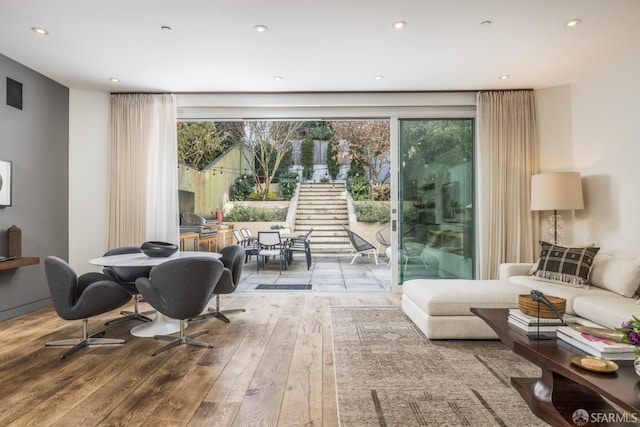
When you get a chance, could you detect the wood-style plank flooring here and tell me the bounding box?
[0,291,401,426]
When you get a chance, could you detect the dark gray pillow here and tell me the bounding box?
[533,241,600,288]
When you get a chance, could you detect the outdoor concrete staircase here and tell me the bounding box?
[294,182,352,254]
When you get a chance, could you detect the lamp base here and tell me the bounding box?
[547,212,564,245]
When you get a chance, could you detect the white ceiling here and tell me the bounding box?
[2,0,640,94]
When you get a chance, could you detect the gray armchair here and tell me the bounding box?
[102,246,154,325]
[135,257,224,356]
[44,256,132,359]
[189,244,246,323]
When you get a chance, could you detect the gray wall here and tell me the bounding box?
[0,53,69,320]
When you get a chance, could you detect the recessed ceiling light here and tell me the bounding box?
[161,25,172,31]
[498,74,510,80]
[31,27,49,35]
[392,21,406,30]
[108,77,120,83]
[273,76,284,81]
[480,20,492,27]
[565,19,582,28]
[375,75,384,80]
[254,25,268,32]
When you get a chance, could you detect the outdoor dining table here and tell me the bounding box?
[88,251,222,337]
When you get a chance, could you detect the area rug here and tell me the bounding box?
[330,306,548,426]
[255,284,312,290]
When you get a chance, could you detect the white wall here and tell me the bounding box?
[68,89,110,273]
[536,47,640,250]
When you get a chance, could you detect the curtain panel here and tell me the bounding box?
[477,90,540,279]
[107,94,179,249]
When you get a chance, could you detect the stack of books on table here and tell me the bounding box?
[507,308,578,334]
[556,326,635,360]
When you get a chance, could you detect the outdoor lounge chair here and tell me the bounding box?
[342,224,378,265]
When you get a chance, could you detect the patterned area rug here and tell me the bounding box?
[330,306,548,426]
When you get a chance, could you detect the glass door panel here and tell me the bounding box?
[398,119,474,283]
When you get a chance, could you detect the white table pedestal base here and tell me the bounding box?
[130,312,184,337]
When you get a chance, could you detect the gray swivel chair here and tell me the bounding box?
[189,244,246,323]
[44,256,132,359]
[102,246,154,325]
[135,257,224,356]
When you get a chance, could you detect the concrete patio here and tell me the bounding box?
[238,252,391,292]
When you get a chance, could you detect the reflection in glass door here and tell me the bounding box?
[398,119,474,283]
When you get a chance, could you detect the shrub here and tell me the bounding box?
[278,172,299,200]
[353,201,390,223]
[301,136,314,180]
[320,177,330,183]
[231,176,255,201]
[223,205,287,222]
[370,184,390,201]
[347,175,370,201]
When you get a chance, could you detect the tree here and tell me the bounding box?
[329,120,390,185]
[241,121,303,200]
[177,122,232,170]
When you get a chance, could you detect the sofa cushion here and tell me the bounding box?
[402,279,527,316]
[508,275,615,315]
[573,295,640,330]
[589,251,640,298]
[532,242,600,288]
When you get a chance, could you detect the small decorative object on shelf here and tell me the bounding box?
[518,292,566,318]
[140,241,179,258]
[616,315,640,375]
[7,225,22,257]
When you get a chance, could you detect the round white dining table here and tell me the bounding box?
[89,251,222,338]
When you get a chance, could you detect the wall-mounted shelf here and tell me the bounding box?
[0,257,40,271]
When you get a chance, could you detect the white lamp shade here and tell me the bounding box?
[531,172,584,211]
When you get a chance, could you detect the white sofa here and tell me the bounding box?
[402,250,640,339]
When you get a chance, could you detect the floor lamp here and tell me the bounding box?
[530,172,584,245]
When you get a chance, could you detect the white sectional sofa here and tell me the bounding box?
[402,249,640,339]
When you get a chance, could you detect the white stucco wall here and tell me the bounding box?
[68,89,110,273]
[536,47,640,251]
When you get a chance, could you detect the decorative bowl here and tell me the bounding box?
[518,294,566,318]
[140,241,179,258]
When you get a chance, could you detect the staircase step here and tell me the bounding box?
[293,182,351,254]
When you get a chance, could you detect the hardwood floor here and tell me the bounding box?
[0,291,401,426]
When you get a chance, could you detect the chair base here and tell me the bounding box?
[348,249,378,265]
[151,320,213,356]
[190,307,246,323]
[188,296,245,324]
[46,319,125,359]
[105,296,155,325]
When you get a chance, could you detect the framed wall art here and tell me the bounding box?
[0,160,12,207]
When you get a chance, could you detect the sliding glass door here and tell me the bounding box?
[398,119,474,283]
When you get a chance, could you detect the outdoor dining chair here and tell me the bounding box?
[257,231,287,272]
[287,228,313,270]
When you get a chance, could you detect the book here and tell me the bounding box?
[557,326,633,352]
[556,327,635,360]
[508,318,563,333]
[508,308,579,325]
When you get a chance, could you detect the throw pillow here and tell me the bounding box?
[589,251,640,298]
[528,242,595,275]
[532,241,600,288]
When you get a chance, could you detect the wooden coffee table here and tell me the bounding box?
[471,308,640,426]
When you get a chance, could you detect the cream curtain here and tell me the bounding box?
[477,90,540,279]
[107,94,179,249]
